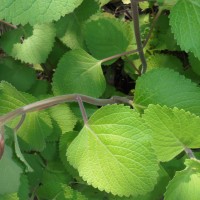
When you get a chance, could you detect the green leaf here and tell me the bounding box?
[84,16,132,63]
[189,53,200,76]
[0,24,56,64]
[0,58,36,91]
[59,131,79,177]
[0,81,52,151]
[52,49,106,97]
[170,0,200,60]
[0,145,23,195]
[67,105,158,197]
[98,0,110,6]
[24,154,44,188]
[164,159,200,200]
[56,0,99,49]
[0,0,84,26]
[152,15,179,51]
[38,181,88,200]
[143,104,200,161]
[48,104,77,134]
[134,68,200,116]
[146,54,183,73]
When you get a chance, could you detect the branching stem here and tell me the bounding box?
[0,94,133,127]
[76,96,88,124]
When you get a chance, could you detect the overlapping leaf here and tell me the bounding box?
[143,105,200,161]
[67,105,158,197]
[164,159,200,200]
[0,0,83,26]
[84,16,133,63]
[0,24,56,64]
[134,68,200,116]
[0,82,52,151]
[52,49,106,97]
[56,0,99,49]
[170,0,200,60]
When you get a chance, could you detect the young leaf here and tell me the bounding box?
[0,58,36,91]
[170,0,200,60]
[0,82,52,151]
[143,104,200,161]
[164,159,200,200]
[0,24,56,64]
[84,16,132,63]
[52,49,106,98]
[0,0,84,26]
[0,145,23,195]
[67,105,159,197]
[134,68,200,116]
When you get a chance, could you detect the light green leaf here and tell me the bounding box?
[0,82,52,151]
[48,104,77,134]
[0,0,84,26]
[0,24,56,64]
[84,16,132,63]
[164,159,200,200]
[0,145,23,195]
[146,54,183,73]
[0,58,36,91]
[56,0,99,49]
[134,68,200,116]
[170,0,200,60]
[143,104,200,161]
[67,105,158,197]
[52,49,106,97]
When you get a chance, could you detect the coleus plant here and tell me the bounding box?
[0,0,200,199]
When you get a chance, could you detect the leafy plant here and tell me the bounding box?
[0,0,200,199]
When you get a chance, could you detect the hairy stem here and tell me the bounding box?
[0,94,133,127]
[130,0,147,73]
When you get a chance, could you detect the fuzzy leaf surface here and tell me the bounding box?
[0,24,56,64]
[164,159,200,200]
[143,105,200,161]
[0,0,83,25]
[0,82,52,151]
[52,49,106,97]
[67,105,158,197]
[170,0,200,59]
[135,68,200,116]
